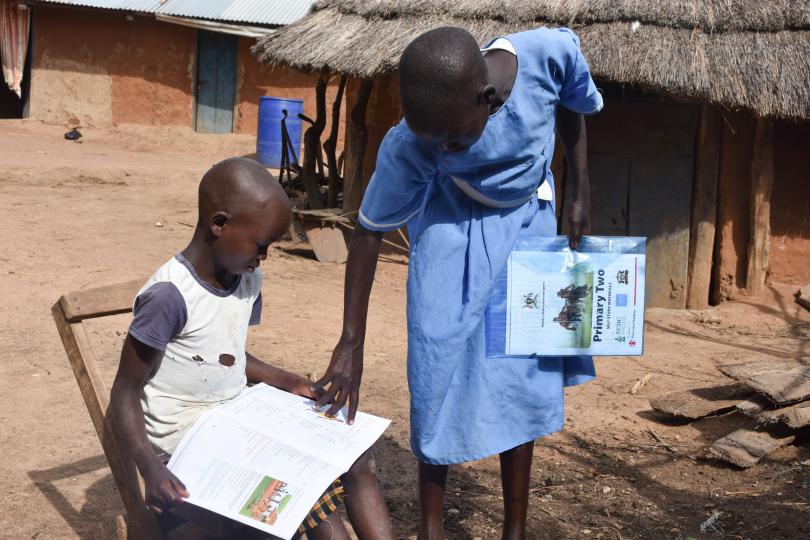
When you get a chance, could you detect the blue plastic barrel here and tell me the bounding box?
[256,96,304,168]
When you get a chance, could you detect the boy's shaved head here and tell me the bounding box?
[198,157,290,223]
[194,158,291,276]
[399,27,488,137]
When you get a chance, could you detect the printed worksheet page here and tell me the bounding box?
[168,384,390,539]
[217,384,390,471]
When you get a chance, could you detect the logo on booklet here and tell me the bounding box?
[615,293,628,306]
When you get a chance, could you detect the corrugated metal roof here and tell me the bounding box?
[36,1,166,14]
[158,0,313,26]
[36,0,316,25]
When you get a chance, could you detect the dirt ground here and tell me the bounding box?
[1,119,809,540]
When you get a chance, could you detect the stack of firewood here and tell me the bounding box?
[650,358,810,468]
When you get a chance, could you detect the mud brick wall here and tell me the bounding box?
[28,4,344,143]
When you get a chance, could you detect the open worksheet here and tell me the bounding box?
[167,384,390,539]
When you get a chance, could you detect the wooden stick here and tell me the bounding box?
[335,220,409,254]
[396,228,410,250]
[746,116,775,295]
[342,79,374,212]
[529,484,566,493]
[741,521,777,536]
[629,373,653,394]
[300,71,329,210]
[538,507,569,524]
[325,75,347,208]
[646,428,679,454]
[686,105,721,308]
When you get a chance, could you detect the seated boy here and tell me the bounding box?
[109,158,394,540]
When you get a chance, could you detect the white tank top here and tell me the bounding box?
[135,256,262,454]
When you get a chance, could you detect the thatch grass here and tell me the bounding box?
[334,0,810,32]
[253,1,810,120]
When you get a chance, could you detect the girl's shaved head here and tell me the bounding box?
[399,27,487,135]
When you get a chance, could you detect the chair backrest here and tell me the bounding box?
[52,279,162,540]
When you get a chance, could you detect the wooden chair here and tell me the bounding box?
[52,279,162,540]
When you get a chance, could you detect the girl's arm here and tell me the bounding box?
[313,224,383,423]
[557,106,591,249]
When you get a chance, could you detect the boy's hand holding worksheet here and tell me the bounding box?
[167,384,390,540]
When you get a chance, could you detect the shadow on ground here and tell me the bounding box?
[28,454,120,539]
[28,431,810,539]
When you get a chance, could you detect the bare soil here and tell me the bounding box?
[1,120,809,540]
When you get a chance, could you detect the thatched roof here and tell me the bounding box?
[253,0,810,120]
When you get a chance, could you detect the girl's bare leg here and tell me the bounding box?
[418,460,448,540]
[499,441,534,540]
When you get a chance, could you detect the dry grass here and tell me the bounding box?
[253,0,810,120]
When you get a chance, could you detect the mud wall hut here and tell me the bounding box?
[253,0,810,309]
[19,0,344,138]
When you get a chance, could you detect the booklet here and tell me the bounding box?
[485,236,646,357]
[167,383,390,540]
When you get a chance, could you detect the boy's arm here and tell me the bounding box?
[109,335,189,513]
[557,106,591,249]
[313,224,383,423]
[245,353,320,399]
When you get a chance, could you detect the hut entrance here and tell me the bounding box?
[0,62,22,118]
[194,30,237,134]
[0,1,31,119]
[559,89,700,309]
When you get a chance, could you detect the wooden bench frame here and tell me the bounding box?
[52,279,162,540]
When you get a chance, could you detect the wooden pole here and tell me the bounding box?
[324,75,347,208]
[342,78,374,213]
[746,116,775,295]
[686,105,721,308]
[300,71,328,210]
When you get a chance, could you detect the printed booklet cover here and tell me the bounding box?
[485,236,646,357]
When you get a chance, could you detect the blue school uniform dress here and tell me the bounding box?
[359,28,603,465]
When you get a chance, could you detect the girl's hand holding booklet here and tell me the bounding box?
[485,236,647,357]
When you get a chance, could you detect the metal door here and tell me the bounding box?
[195,30,237,133]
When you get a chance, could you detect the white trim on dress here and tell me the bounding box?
[359,206,423,230]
